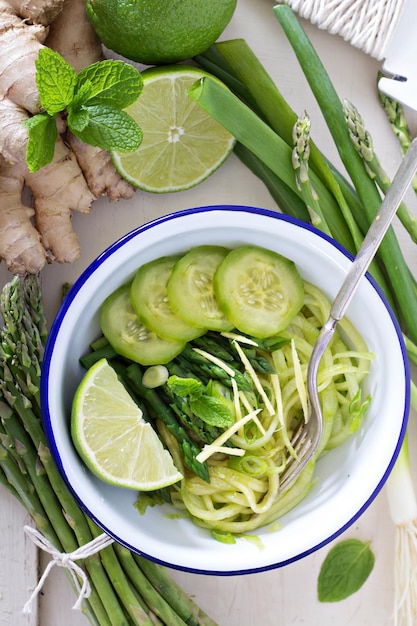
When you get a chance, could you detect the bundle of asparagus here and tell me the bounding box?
[0,274,218,626]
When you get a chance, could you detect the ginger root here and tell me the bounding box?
[0,155,47,274]
[7,0,66,26]
[45,0,103,72]
[0,0,136,275]
[25,137,95,264]
[66,133,136,201]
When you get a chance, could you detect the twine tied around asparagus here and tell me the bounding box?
[22,525,115,613]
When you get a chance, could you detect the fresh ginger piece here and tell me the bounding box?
[67,133,136,200]
[0,98,30,164]
[0,0,113,272]
[0,156,47,275]
[26,138,95,214]
[45,0,103,72]
[25,137,95,264]
[0,1,46,113]
[32,198,81,264]
[7,0,65,26]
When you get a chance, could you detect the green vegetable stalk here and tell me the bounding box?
[292,112,332,235]
[0,275,218,626]
[195,37,365,249]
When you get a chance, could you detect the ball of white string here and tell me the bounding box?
[286,0,406,60]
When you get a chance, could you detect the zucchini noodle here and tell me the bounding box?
[156,281,374,534]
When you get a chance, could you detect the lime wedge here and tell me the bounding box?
[71,358,183,490]
[111,65,236,193]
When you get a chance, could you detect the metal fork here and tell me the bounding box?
[278,137,417,494]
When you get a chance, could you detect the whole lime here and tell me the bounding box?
[85,0,237,64]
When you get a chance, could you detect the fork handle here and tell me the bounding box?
[330,136,417,322]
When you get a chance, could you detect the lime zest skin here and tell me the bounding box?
[85,0,237,64]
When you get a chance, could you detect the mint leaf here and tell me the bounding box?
[68,104,142,152]
[36,48,76,115]
[24,114,57,172]
[318,539,375,602]
[76,60,143,109]
[71,79,94,109]
[167,376,203,398]
[67,106,90,133]
[190,395,234,427]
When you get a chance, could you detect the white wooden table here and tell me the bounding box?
[2,1,417,624]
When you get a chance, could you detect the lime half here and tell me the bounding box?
[71,358,183,490]
[112,66,236,193]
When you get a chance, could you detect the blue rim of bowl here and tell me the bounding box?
[41,204,410,576]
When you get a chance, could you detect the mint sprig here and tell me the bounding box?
[167,375,234,428]
[24,48,143,172]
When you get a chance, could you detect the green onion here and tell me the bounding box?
[228,454,269,477]
[208,37,365,250]
[385,388,417,625]
[142,365,170,388]
[273,4,417,343]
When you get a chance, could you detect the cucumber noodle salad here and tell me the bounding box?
[75,244,373,538]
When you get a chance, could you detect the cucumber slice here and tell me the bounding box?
[100,283,185,365]
[213,245,304,338]
[131,256,206,341]
[167,245,234,332]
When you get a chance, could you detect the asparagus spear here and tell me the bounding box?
[0,276,218,626]
[377,74,417,194]
[292,112,332,236]
[192,332,277,374]
[343,99,417,243]
[134,553,219,626]
[179,344,252,392]
[117,542,217,626]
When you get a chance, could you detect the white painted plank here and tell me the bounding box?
[0,486,38,626]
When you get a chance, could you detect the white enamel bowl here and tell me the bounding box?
[41,205,409,575]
